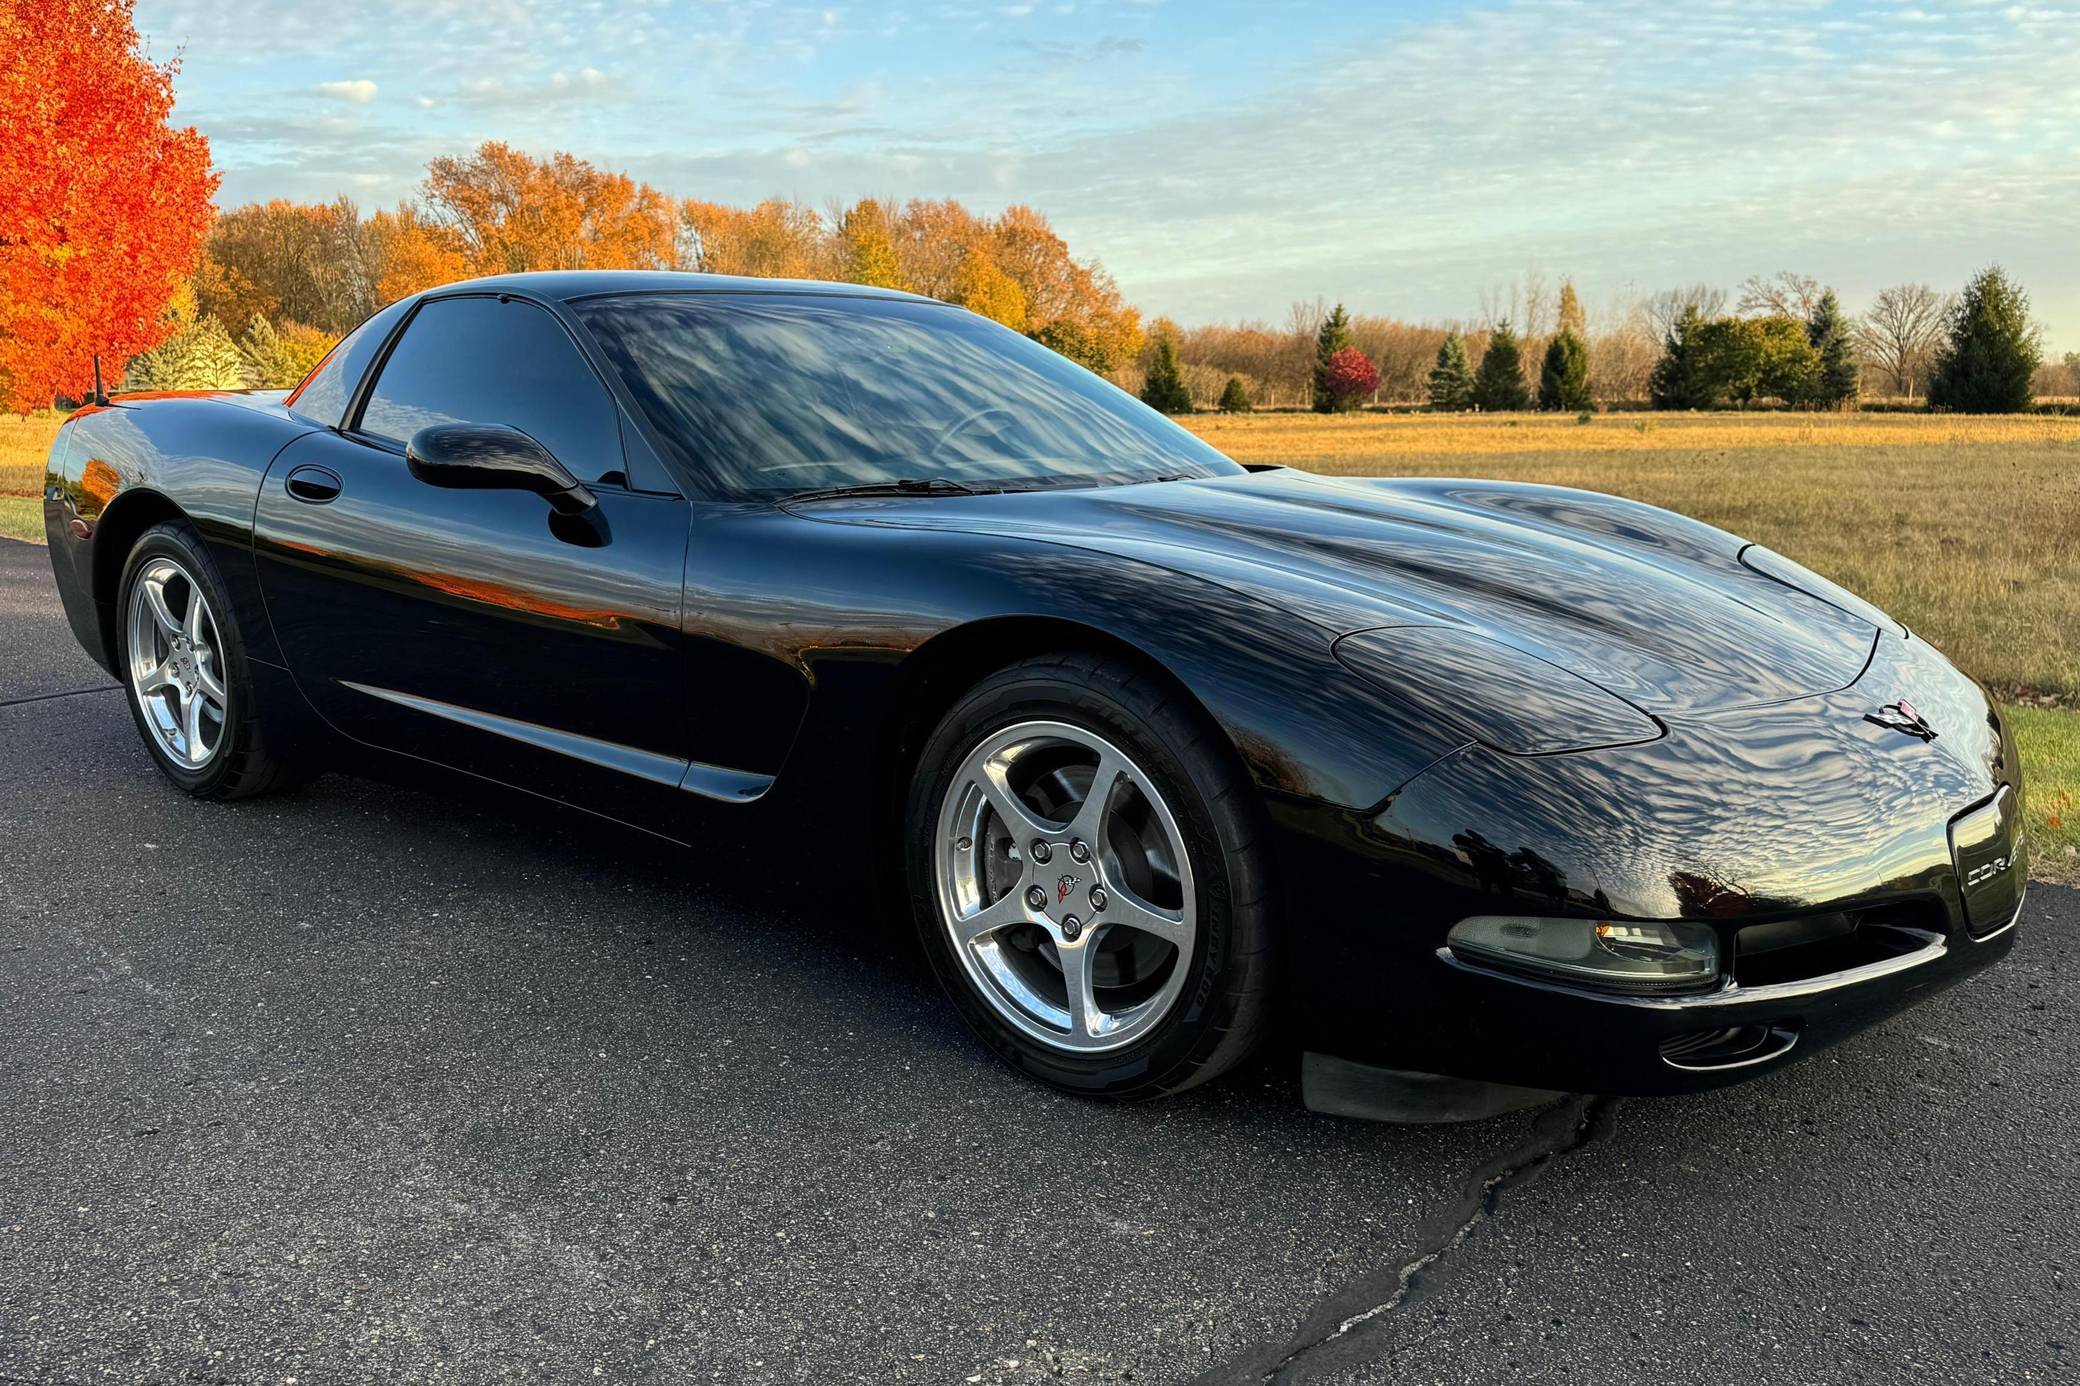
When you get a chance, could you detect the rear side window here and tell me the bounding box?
[355,296,625,485]
[286,297,411,427]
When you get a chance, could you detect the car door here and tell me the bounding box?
[252,291,705,825]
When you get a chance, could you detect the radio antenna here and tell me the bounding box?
[91,355,110,406]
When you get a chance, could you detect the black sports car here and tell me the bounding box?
[42,272,2024,1121]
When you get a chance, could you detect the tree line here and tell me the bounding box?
[118,142,1146,397]
[1134,268,2057,416]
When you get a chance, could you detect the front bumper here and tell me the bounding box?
[1279,631,2027,1101]
[1401,893,2016,1098]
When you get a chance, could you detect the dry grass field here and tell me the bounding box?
[1185,411,2080,704]
[5,407,2075,877]
[0,411,59,543]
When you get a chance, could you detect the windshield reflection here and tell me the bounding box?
[576,293,1242,500]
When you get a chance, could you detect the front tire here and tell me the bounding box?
[905,652,1274,1099]
[117,521,309,799]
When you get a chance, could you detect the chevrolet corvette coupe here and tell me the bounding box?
[42,272,2025,1120]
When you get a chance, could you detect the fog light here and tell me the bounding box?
[1447,916,1719,993]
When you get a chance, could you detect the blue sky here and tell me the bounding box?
[139,0,2080,346]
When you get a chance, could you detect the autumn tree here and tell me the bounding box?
[0,0,218,409]
[1473,323,1531,411]
[191,254,278,338]
[1322,346,1379,409]
[1928,267,2041,413]
[949,245,1028,331]
[683,196,827,279]
[205,198,377,334]
[367,205,471,303]
[889,198,983,300]
[835,199,904,289]
[423,142,677,276]
[985,205,1143,373]
[1556,279,1587,338]
[1428,332,1475,410]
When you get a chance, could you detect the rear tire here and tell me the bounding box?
[116,521,311,800]
[905,651,1274,1099]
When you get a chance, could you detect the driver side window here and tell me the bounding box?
[357,296,628,486]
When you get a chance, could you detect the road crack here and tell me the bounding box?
[1198,1093,1620,1385]
[0,683,118,709]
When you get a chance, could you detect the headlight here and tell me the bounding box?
[1447,915,1720,993]
[1333,625,1660,756]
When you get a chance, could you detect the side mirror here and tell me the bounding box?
[406,424,597,516]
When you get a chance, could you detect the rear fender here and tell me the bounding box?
[49,398,314,670]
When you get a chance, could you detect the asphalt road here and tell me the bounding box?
[1,535,2073,1385]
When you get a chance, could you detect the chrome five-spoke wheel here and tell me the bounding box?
[933,719,1196,1053]
[126,556,228,770]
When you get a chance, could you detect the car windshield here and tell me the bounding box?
[573,292,1243,500]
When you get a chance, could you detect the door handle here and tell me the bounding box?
[284,465,343,504]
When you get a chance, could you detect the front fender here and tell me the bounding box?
[701,509,1472,817]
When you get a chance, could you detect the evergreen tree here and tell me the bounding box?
[1217,376,1253,413]
[1537,330,1592,411]
[1805,291,1859,408]
[1311,303,1355,413]
[1140,335,1193,414]
[125,315,247,392]
[1929,267,2041,413]
[238,315,338,390]
[1472,323,1531,411]
[1428,331,1474,411]
[1649,307,1703,409]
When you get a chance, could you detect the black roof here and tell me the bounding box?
[422,270,938,305]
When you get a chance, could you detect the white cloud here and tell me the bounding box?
[314,79,377,103]
[145,0,2080,344]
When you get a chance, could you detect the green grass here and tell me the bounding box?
[0,495,41,544]
[2007,706,2080,885]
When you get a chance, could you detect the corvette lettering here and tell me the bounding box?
[1966,856,2013,889]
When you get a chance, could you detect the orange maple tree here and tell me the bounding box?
[0,0,217,411]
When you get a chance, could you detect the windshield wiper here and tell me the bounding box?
[780,477,985,503]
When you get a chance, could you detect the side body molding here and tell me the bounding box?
[342,682,773,803]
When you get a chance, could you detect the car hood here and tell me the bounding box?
[802,468,1880,718]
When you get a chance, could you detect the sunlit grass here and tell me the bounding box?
[0,410,63,498]
[0,496,41,544]
[1186,410,2080,705]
